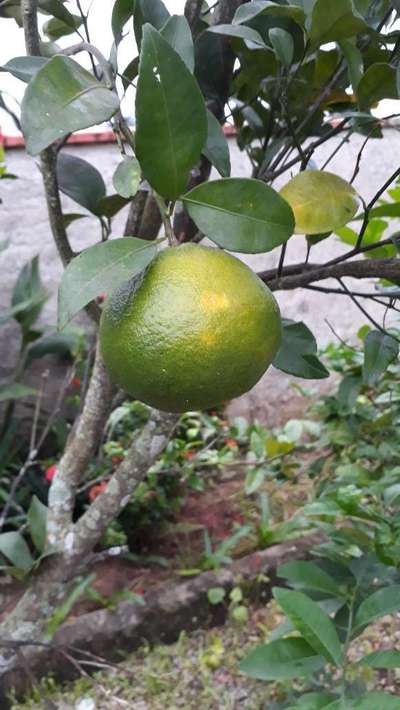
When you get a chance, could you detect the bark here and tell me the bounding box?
[0,409,178,703]
[260,258,400,292]
[184,0,203,29]
[124,192,162,240]
[47,342,115,547]
[0,534,320,705]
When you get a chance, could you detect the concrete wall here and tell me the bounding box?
[1,131,398,423]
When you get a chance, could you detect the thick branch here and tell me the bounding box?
[214,0,245,23]
[39,149,74,265]
[124,191,162,240]
[47,342,115,546]
[22,0,74,267]
[184,0,203,29]
[260,258,400,291]
[71,410,178,557]
[21,0,40,54]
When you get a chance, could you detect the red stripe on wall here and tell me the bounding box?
[0,125,237,150]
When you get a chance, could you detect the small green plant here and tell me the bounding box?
[241,335,400,707]
[241,555,400,708]
[200,525,251,571]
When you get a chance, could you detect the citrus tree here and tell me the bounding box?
[1,0,400,699]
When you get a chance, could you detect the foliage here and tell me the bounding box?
[0,254,86,440]
[2,0,400,698]
[241,334,400,706]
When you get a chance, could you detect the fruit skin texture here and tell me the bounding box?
[100,244,281,412]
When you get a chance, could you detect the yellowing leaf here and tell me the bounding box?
[280,170,359,235]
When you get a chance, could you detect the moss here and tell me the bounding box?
[12,607,278,709]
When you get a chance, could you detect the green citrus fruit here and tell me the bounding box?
[280,170,359,235]
[99,243,281,412]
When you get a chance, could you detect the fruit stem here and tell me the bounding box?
[154,193,178,247]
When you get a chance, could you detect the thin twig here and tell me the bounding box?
[154,194,177,246]
[277,242,287,279]
[321,129,352,171]
[61,41,113,86]
[325,319,357,350]
[337,277,400,343]
[75,0,98,77]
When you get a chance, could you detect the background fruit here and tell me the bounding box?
[100,244,281,412]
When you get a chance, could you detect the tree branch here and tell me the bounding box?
[21,0,40,54]
[22,0,74,267]
[47,341,115,547]
[61,41,113,87]
[260,258,400,291]
[184,0,203,29]
[71,410,178,557]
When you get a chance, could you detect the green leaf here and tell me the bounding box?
[359,649,400,669]
[26,332,81,365]
[245,467,266,495]
[63,213,87,229]
[11,255,48,335]
[289,692,337,709]
[28,496,48,554]
[207,587,226,605]
[134,0,170,48]
[0,532,34,572]
[280,171,359,235]
[0,0,22,24]
[354,585,400,630]
[160,15,194,72]
[38,0,81,28]
[240,637,326,680]
[362,330,399,386]
[207,24,268,49]
[278,561,343,597]
[97,195,131,218]
[269,28,294,66]
[194,31,230,103]
[233,2,306,27]
[353,692,400,709]
[46,574,95,639]
[57,152,106,215]
[121,56,139,90]
[338,374,362,414]
[1,56,48,82]
[21,56,120,155]
[273,587,343,665]
[43,14,82,41]
[273,319,329,379]
[203,111,231,178]
[363,203,400,220]
[358,63,397,111]
[308,0,366,48]
[0,383,37,403]
[339,40,363,92]
[112,157,141,199]
[135,24,207,200]
[183,178,294,253]
[112,0,133,43]
[58,238,158,329]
